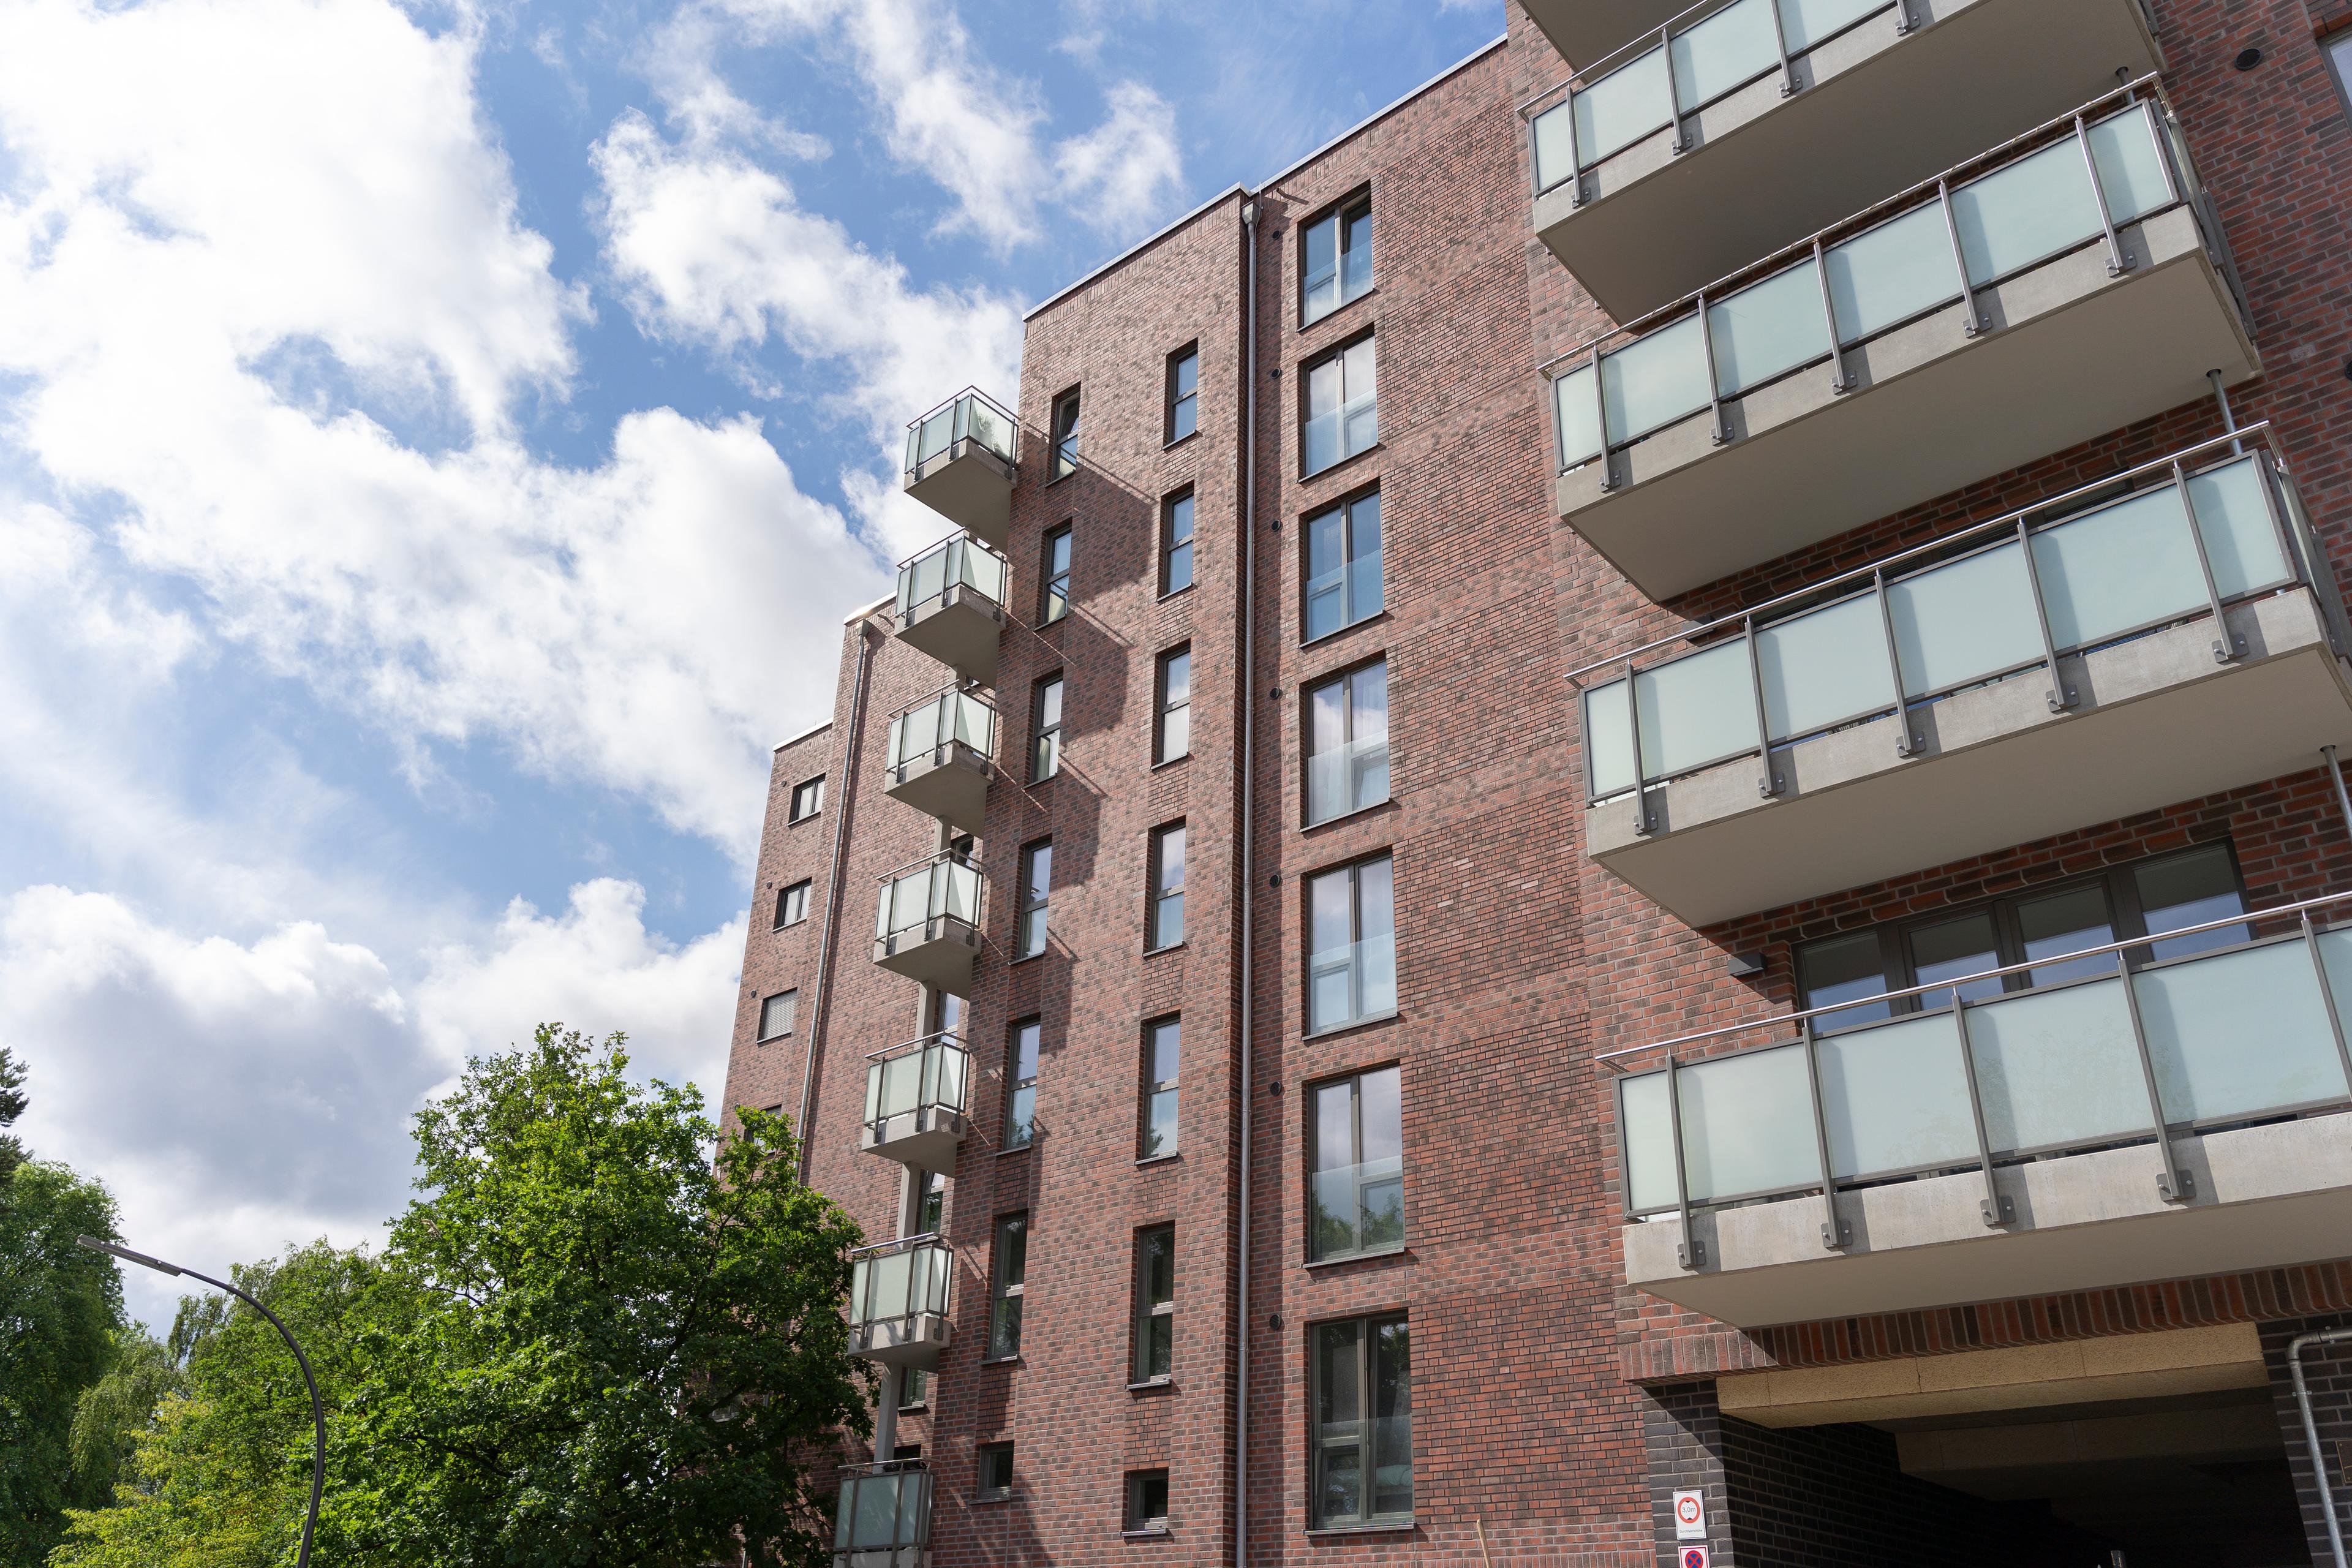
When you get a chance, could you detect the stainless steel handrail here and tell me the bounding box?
[903,385,1015,433]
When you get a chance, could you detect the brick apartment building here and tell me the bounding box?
[720,2,2352,1563]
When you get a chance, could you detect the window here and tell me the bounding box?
[1016,840,1052,959]
[1050,388,1081,480]
[1161,490,1195,594]
[1041,524,1072,625]
[757,989,798,1041]
[1124,1470,1171,1533]
[988,1213,1028,1360]
[773,878,811,929]
[1305,661,1389,825]
[918,1169,945,1234]
[1141,1016,1179,1158]
[1304,336,1378,475]
[1305,489,1383,641]
[1032,675,1065,783]
[1302,195,1373,325]
[1309,1066,1403,1261]
[1148,823,1186,951]
[1794,842,2251,1030]
[1132,1225,1174,1383]
[2331,29,2352,121]
[1306,854,1396,1033]
[1166,345,1199,443]
[1155,647,1191,764]
[788,775,824,823]
[900,1367,929,1409]
[977,1443,1015,1500]
[1005,1017,1040,1150]
[1313,1313,1411,1529]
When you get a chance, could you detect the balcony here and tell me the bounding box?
[894,535,1008,686]
[1548,82,2258,600]
[883,688,995,834]
[1525,0,2162,320]
[835,1463,932,1568]
[902,389,1018,545]
[1610,892,2352,1329]
[848,1235,952,1367]
[1578,429,2352,926]
[1523,0,1691,70]
[862,1033,970,1174]
[873,853,984,997]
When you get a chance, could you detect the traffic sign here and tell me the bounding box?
[1681,1547,1709,1568]
[1673,1490,1706,1540]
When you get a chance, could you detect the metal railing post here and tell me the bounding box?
[1696,291,1727,446]
[2173,459,2243,665]
[1873,568,1914,757]
[1812,238,1849,393]
[1800,1018,1850,1250]
[1663,1055,1703,1268]
[2013,516,2075,711]
[1659,25,1686,155]
[1936,178,1982,339]
[1768,0,1796,97]
[1950,999,2015,1226]
[1624,655,1652,835]
[2116,955,2192,1204]
[1589,342,1616,491]
[1562,91,1584,208]
[2074,113,2130,277]
[2304,910,2352,1099]
[1744,614,1780,797]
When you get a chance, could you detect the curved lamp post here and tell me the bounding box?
[78,1237,325,1567]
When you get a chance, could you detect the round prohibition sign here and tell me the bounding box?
[1674,1495,1703,1528]
[1681,1548,1710,1568]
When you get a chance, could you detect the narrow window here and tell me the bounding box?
[756,989,798,1042]
[918,1169,946,1234]
[1312,1314,1411,1528]
[1306,853,1395,1033]
[1005,1017,1040,1150]
[1304,489,1383,641]
[2332,29,2352,120]
[1303,336,1378,475]
[977,1443,1015,1500]
[1031,674,1065,783]
[1050,388,1082,480]
[1161,490,1195,594]
[773,878,812,929]
[788,776,825,823]
[1148,823,1186,951]
[1140,1016,1179,1158]
[1305,660,1390,825]
[900,1366,929,1409]
[1155,646,1191,764]
[1309,1065,1403,1260]
[1041,524,1073,625]
[1124,1469,1171,1533]
[988,1213,1028,1359]
[1166,345,1199,443]
[1302,195,1373,325]
[1016,840,1052,959]
[1132,1224,1174,1383]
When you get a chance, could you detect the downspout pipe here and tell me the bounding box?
[2326,747,2352,844]
[800,614,883,1182]
[1235,194,1260,1568]
[2289,1326,2352,1568]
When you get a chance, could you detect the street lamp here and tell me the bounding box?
[77,1237,326,1567]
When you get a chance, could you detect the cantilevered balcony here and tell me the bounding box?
[862,1033,970,1174]
[1522,0,1688,70]
[894,535,1007,686]
[1578,429,2352,926]
[835,1463,932,1568]
[1610,891,2352,1329]
[1548,81,2258,600]
[903,389,1017,545]
[848,1236,952,1367]
[873,852,984,996]
[1525,0,2162,320]
[883,688,995,834]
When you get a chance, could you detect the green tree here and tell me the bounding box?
[0,1044,27,1182]
[68,1329,186,1504]
[329,1025,871,1568]
[0,1159,124,1564]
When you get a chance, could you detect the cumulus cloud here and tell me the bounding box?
[1054,80,1185,238]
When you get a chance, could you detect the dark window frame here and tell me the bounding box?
[1155,645,1192,765]
[1305,1062,1405,1264]
[2327,26,2352,127]
[1302,485,1384,644]
[976,1442,1015,1500]
[987,1212,1028,1360]
[1041,522,1073,625]
[1300,190,1374,326]
[1147,821,1186,952]
[1300,330,1378,478]
[1131,1224,1175,1384]
[788,775,824,823]
[1166,343,1200,445]
[773,878,812,929]
[1004,1015,1041,1151]
[1140,1014,1180,1160]
[1303,655,1390,827]
[1303,850,1396,1035]
[1031,673,1065,783]
[1160,488,1196,596]
[1015,839,1053,960]
[1049,387,1082,481]
[1309,1310,1411,1530]
[1123,1469,1172,1534]
[756,989,799,1042]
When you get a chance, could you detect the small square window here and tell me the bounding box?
[789,776,824,823]
[899,1366,930,1409]
[757,989,798,1042]
[773,879,812,929]
[978,1442,1015,1499]
[1161,490,1194,595]
[1041,524,1072,625]
[1166,345,1199,443]
[1124,1469,1170,1533]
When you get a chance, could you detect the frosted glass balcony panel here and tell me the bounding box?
[1816,1012,1978,1181]
[1756,591,1897,742]
[1776,0,1887,52]
[959,395,1016,464]
[1672,0,1779,113]
[1965,978,2152,1154]
[1555,365,1605,469]
[1574,48,1673,170]
[1885,540,2043,699]
[1531,101,1576,195]
[1825,203,1960,345]
[1635,640,1759,780]
[1678,1044,1820,1203]
[1709,261,1830,398]
[2136,940,2351,1125]
[2030,486,2206,652]
[1602,316,1711,447]
[2189,459,2292,598]
[943,862,980,925]
[2087,104,2174,226]
[1585,679,1636,799]
[1951,138,2100,287]
[1618,1071,1679,1215]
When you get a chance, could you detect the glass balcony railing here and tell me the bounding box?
[864,1034,970,1134]
[1305,393,1378,477]
[1574,428,2334,810]
[886,689,995,782]
[903,388,1017,477]
[1311,1155,1405,1259]
[895,535,1008,624]
[1305,551,1384,643]
[1309,935,1398,1035]
[1612,892,2352,1246]
[835,1463,932,1568]
[876,854,983,946]
[848,1235,952,1342]
[1306,736,1390,826]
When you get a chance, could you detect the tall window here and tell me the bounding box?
[1306,661,1390,825]
[2331,30,2352,119]
[1166,345,1199,443]
[1041,524,1072,624]
[1124,1470,1171,1533]
[1132,1225,1175,1383]
[1310,1065,1403,1260]
[1307,854,1396,1033]
[773,878,811,929]
[1304,336,1378,476]
[1140,1016,1179,1158]
[1016,840,1052,959]
[1313,1314,1411,1529]
[988,1213,1028,1360]
[918,1169,945,1234]
[1050,388,1081,480]
[756,989,799,1041]
[1148,823,1186,951]
[1302,195,1373,325]
[1161,490,1195,594]
[1156,646,1191,764]
[1031,675,1065,783]
[1305,489,1383,641]
[1004,1017,1040,1150]
[788,775,824,823]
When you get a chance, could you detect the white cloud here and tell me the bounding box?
[1054,80,1185,238]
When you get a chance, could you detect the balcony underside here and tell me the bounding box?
[1624,1112,2352,1330]
[903,442,1013,546]
[883,745,990,834]
[1537,0,2163,321]
[862,1106,967,1176]
[1558,207,2258,601]
[850,1313,950,1370]
[1522,0,1689,69]
[872,920,981,997]
[895,589,1002,685]
[1590,590,2352,927]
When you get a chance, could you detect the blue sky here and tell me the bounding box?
[0,0,1498,1325]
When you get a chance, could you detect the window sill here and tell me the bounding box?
[1046,467,1077,486]
[1135,1151,1182,1168]
[1157,582,1196,604]
[1144,941,1186,959]
[1164,429,1199,453]
[1302,442,1382,485]
[973,1491,1015,1506]
[787,814,822,827]
[1303,797,1394,834]
[1121,1526,1174,1540]
[1304,1243,1406,1271]
[1151,753,1191,772]
[896,1403,929,1415]
[1126,1376,1175,1393]
[1029,771,1060,788]
[771,920,808,933]
[757,1031,794,1044]
[1300,609,1387,651]
[1306,1519,1414,1538]
[996,1139,1036,1158]
[1009,948,1047,967]
[1302,1009,1398,1043]
[1301,286,1378,335]
[982,1355,1023,1368]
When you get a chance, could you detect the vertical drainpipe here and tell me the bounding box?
[800,613,884,1183]
[1235,194,1261,1568]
